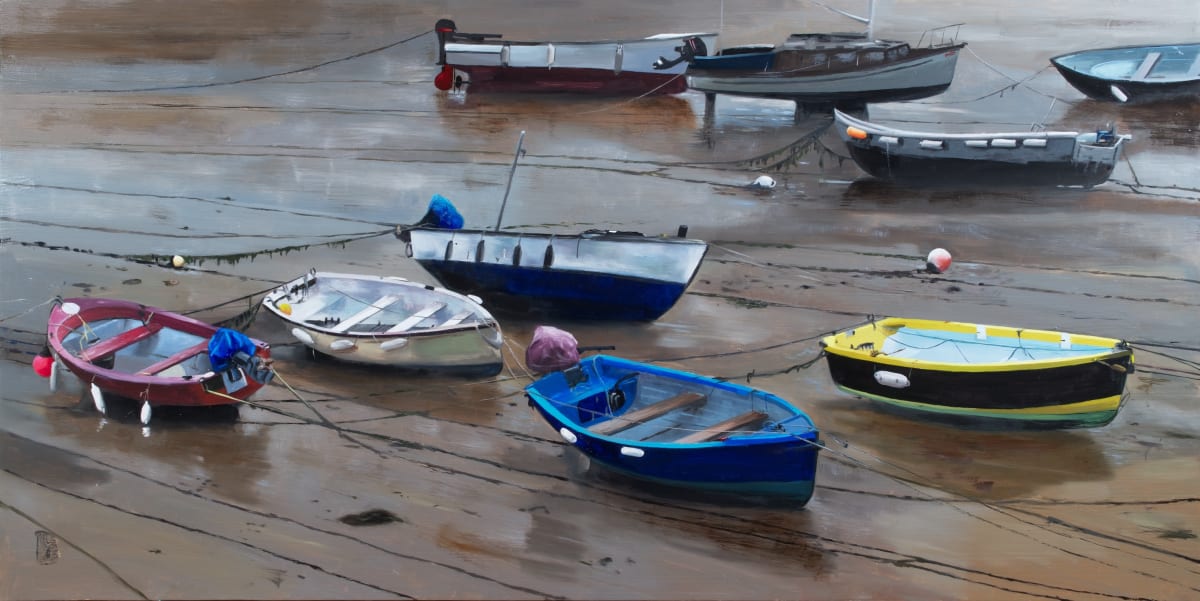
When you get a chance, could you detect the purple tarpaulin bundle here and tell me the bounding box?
[525,326,579,374]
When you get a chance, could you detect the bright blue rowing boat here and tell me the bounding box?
[525,355,822,502]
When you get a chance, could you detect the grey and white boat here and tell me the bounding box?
[262,271,504,375]
[834,110,1131,187]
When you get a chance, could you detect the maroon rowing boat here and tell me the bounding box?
[46,297,273,423]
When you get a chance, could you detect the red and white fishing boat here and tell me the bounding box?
[433,18,717,95]
[45,297,274,424]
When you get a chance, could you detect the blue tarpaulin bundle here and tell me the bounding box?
[208,327,257,372]
[419,194,464,230]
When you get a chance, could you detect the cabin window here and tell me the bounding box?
[863,51,884,63]
[834,52,856,64]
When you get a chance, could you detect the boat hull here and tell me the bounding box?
[439,25,717,95]
[843,144,1118,186]
[1051,43,1200,104]
[262,272,504,374]
[449,66,689,95]
[835,109,1127,187]
[415,260,688,321]
[402,228,708,321]
[821,318,1134,429]
[525,355,821,502]
[47,298,272,408]
[687,46,962,103]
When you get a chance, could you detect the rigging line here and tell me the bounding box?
[1130,341,1200,353]
[60,29,435,95]
[1130,346,1200,371]
[0,297,56,324]
[649,329,835,363]
[0,499,151,600]
[177,282,284,317]
[267,369,386,458]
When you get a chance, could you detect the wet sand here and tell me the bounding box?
[2,1,1198,599]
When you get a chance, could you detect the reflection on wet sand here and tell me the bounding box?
[818,400,1113,500]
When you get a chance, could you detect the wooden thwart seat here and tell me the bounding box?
[138,341,211,376]
[386,302,446,333]
[78,322,163,362]
[589,391,706,436]
[676,411,769,444]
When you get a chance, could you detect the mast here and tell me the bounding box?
[494,130,526,232]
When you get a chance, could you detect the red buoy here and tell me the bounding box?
[434,65,454,91]
[33,349,53,378]
[926,248,952,274]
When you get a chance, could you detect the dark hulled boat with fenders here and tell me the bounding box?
[834,109,1131,187]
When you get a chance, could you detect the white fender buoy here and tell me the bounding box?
[559,427,578,444]
[620,446,645,458]
[328,339,355,352]
[140,401,152,425]
[49,355,59,392]
[379,338,409,351]
[90,383,106,415]
[290,328,314,346]
[1109,85,1129,103]
[752,175,776,189]
[874,370,910,389]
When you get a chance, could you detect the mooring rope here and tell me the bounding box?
[59,29,434,95]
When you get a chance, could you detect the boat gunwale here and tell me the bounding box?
[835,109,1085,140]
[444,31,718,50]
[1050,43,1200,66]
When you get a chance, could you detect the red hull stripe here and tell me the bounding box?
[453,66,687,95]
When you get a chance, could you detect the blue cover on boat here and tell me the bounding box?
[208,327,256,372]
[426,194,464,230]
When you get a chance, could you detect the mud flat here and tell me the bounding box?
[2,1,1197,599]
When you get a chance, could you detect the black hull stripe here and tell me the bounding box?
[823,353,1131,410]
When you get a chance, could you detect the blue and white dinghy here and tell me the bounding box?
[526,354,822,502]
